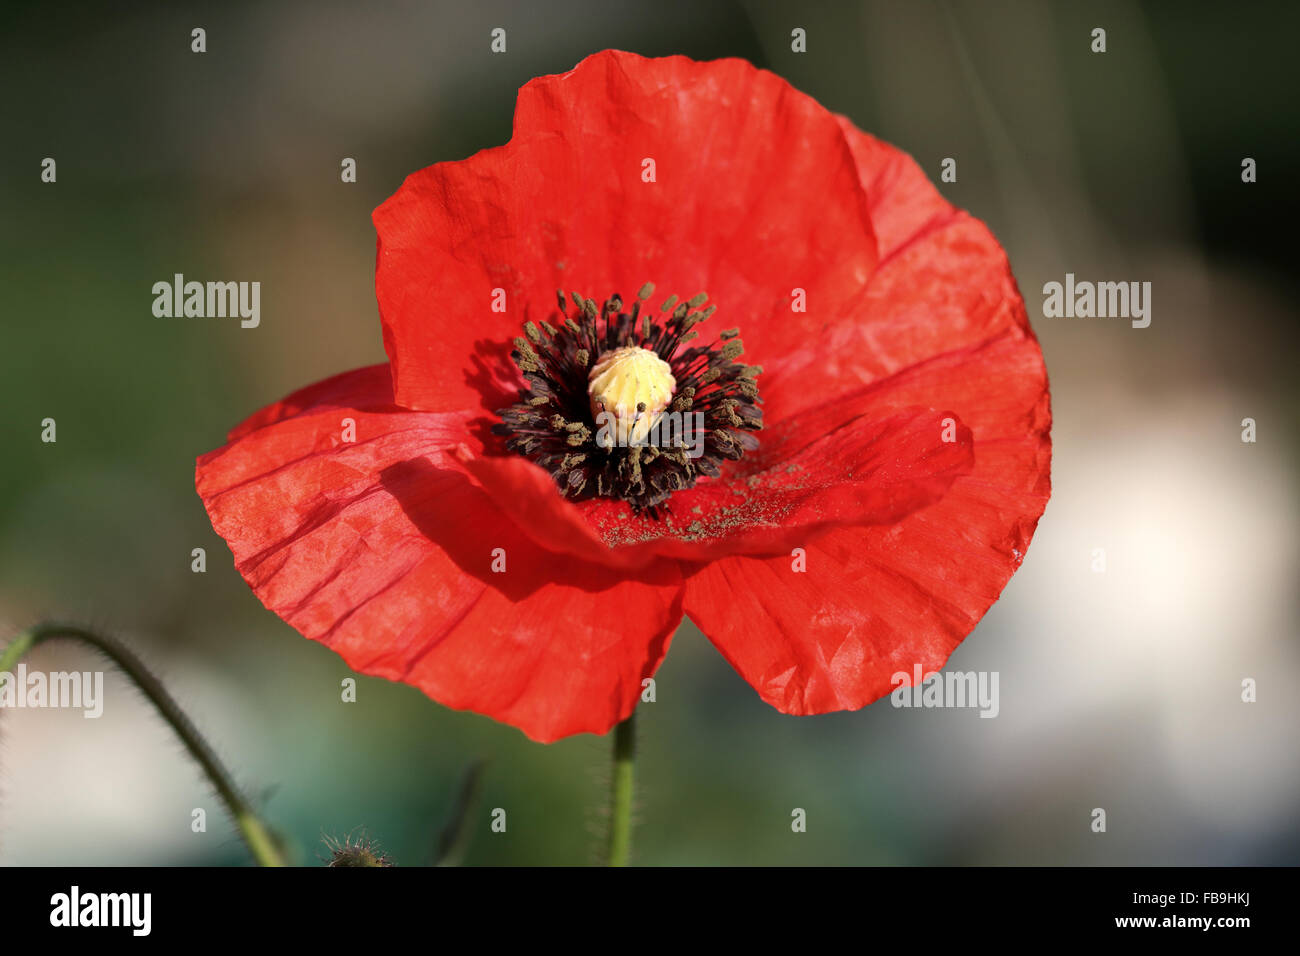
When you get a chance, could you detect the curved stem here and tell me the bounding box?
[0,622,287,866]
[606,711,636,866]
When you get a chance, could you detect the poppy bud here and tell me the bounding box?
[325,832,394,867]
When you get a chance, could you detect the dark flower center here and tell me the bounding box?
[493,282,763,514]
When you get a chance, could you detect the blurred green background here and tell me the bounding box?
[1,0,1297,865]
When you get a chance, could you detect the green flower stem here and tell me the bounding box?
[0,622,287,867]
[606,711,636,866]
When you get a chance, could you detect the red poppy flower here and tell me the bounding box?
[196,50,1050,742]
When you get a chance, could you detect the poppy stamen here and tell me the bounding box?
[493,282,763,514]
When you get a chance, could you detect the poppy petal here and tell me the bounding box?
[196,366,683,741]
[679,117,1050,716]
[225,363,398,440]
[456,397,974,567]
[762,119,1036,422]
[684,329,1050,715]
[373,49,878,413]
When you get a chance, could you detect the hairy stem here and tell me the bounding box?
[606,711,636,866]
[0,622,287,866]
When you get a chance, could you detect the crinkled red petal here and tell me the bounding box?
[373,50,878,414]
[682,117,1051,715]
[196,365,683,741]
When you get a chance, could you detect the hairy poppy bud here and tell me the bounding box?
[325,832,394,867]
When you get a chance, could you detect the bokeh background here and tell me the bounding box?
[1,0,1296,865]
